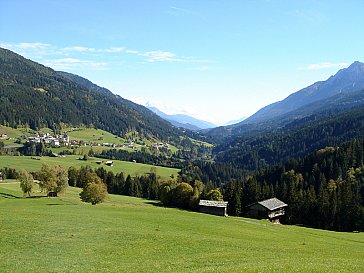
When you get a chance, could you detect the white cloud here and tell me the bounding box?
[0,42,53,57]
[10,42,51,50]
[143,50,178,62]
[125,49,139,54]
[300,62,349,70]
[62,46,125,53]
[43,58,107,70]
[62,46,97,53]
[141,50,211,63]
[1,41,210,67]
[104,47,125,53]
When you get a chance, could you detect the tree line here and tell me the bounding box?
[180,138,364,231]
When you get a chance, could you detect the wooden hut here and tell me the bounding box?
[199,200,228,217]
[105,161,113,166]
[246,197,287,223]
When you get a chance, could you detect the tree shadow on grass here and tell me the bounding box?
[0,192,20,199]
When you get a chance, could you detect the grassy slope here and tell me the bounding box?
[0,155,179,179]
[0,125,180,154]
[0,183,363,273]
[67,128,126,144]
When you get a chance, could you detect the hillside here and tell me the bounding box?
[0,155,179,179]
[213,106,364,169]
[1,183,363,273]
[208,63,364,140]
[244,61,364,124]
[0,48,185,144]
[207,65,364,170]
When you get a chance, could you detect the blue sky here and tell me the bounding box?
[1,0,364,125]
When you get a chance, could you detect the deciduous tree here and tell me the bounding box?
[79,172,108,205]
[18,169,34,196]
[38,164,68,194]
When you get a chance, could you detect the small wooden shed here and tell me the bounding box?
[199,200,228,217]
[246,197,287,224]
[105,161,113,166]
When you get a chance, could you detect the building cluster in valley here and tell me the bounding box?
[26,133,70,147]
[24,131,172,152]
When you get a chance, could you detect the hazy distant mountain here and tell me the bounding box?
[244,61,364,124]
[147,106,216,130]
[224,117,247,126]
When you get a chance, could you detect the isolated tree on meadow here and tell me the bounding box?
[38,164,68,194]
[79,172,108,205]
[18,169,34,197]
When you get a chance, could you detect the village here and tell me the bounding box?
[21,131,172,153]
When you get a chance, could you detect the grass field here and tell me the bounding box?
[0,183,363,273]
[0,155,179,179]
[66,128,126,144]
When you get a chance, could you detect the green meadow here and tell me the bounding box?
[0,155,179,179]
[67,128,126,144]
[0,126,180,154]
[0,183,363,273]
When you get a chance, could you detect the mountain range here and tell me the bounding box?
[244,61,364,124]
[210,61,364,169]
[147,106,216,130]
[2,46,364,171]
[207,61,364,139]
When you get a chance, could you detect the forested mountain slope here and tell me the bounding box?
[213,106,364,170]
[244,61,364,124]
[0,48,184,142]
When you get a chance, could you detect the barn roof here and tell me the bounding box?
[199,200,228,208]
[258,198,287,211]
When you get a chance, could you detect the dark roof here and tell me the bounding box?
[258,198,287,210]
[199,200,228,208]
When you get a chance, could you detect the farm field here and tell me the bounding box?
[0,155,179,179]
[0,183,363,273]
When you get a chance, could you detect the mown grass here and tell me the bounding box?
[0,155,179,179]
[0,183,363,273]
[66,128,126,144]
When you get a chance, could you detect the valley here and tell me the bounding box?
[2,2,364,272]
[0,48,363,233]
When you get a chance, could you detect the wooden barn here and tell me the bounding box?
[246,197,287,224]
[199,200,228,217]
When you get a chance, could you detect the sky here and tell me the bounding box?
[1,0,364,125]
